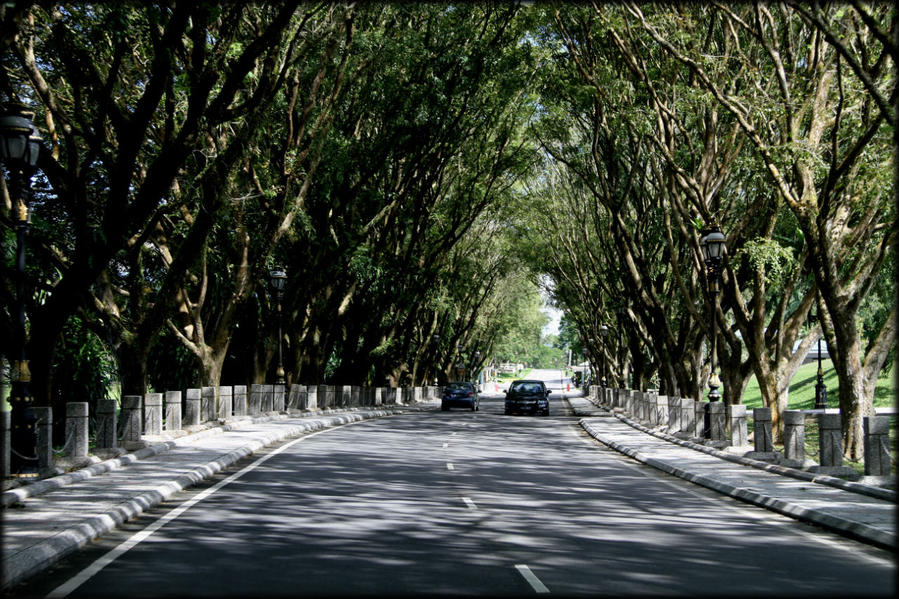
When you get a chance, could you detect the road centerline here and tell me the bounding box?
[515,564,549,593]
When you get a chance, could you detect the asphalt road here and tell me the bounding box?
[20,370,895,597]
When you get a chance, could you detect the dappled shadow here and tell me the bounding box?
[70,409,895,597]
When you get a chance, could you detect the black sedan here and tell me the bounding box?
[504,379,550,416]
[441,382,479,411]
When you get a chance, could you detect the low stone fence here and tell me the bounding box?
[2,383,435,478]
[588,386,894,480]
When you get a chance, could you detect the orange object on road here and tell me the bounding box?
[566,383,570,391]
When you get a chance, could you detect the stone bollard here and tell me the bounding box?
[262,385,274,412]
[165,391,182,431]
[414,387,423,404]
[234,385,247,417]
[218,386,233,420]
[338,385,351,407]
[33,406,53,471]
[273,384,285,412]
[287,384,301,410]
[121,395,143,447]
[185,388,201,426]
[864,415,892,476]
[351,386,361,407]
[680,398,695,437]
[817,413,843,467]
[306,385,318,410]
[727,404,748,447]
[667,396,681,433]
[201,386,216,422]
[709,403,726,442]
[324,385,336,408]
[65,402,90,458]
[96,399,118,448]
[782,410,806,463]
[1,410,10,478]
[143,393,163,435]
[752,408,774,453]
[249,384,263,415]
[625,390,635,417]
[375,387,383,406]
[655,393,668,428]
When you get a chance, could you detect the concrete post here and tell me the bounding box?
[625,390,635,416]
[654,393,667,428]
[143,393,163,435]
[273,384,285,412]
[667,396,681,433]
[33,406,53,470]
[864,415,892,476]
[752,408,774,453]
[339,385,351,407]
[96,399,118,448]
[165,391,182,431]
[782,410,806,462]
[185,388,201,426]
[1,410,9,478]
[728,404,748,446]
[351,386,361,407]
[201,386,216,422]
[121,395,143,446]
[65,402,89,458]
[263,385,275,413]
[287,384,301,410]
[414,387,423,404]
[680,398,695,437]
[218,386,233,420]
[305,385,318,410]
[374,387,383,406]
[249,384,263,416]
[234,385,247,417]
[383,387,396,405]
[818,413,843,467]
[709,403,726,442]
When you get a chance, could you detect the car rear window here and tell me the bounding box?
[511,382,543,393]
[446,383,473,391]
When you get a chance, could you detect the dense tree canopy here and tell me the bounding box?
[1,2,894,457]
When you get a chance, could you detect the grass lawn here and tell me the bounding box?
[741,359,896,410]
[496,370,532,382]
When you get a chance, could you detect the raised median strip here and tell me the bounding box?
[1,406,427,591]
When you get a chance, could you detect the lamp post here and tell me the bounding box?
[269,269,287,385]
[811,311,828,410]
[700,225,727,403]
[1,102,41,477]
[588,337,596,386]
[431,334,440,385]
[600,324,609,388]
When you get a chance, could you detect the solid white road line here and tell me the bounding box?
[515,564,549,593]
[46,423,357,599]
[462,497,477,510]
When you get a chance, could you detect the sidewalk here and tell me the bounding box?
[1,405,429,591]
[566,396,896,551]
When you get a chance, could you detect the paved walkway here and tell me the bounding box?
[566,396,896,551]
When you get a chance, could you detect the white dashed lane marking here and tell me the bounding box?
[515,564,549,593]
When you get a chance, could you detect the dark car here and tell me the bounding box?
[504,379,551,416]
[441,382,479,411]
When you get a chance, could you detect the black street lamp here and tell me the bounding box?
[431,334,440,385]
[811,310,828,410]
[588,337,596,386]
[700,225,727,403]
[1,102,41,477]
[600,324,609,388]
[269,269,287,385]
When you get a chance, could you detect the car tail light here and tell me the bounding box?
[468,392,474,397]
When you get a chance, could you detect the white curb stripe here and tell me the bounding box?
[515,564,549,593]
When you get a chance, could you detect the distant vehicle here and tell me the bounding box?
[504,379,551,416]
[441,382,479,411]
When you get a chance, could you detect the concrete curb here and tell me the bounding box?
[579,418,896,551]
[1,407,417,590]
